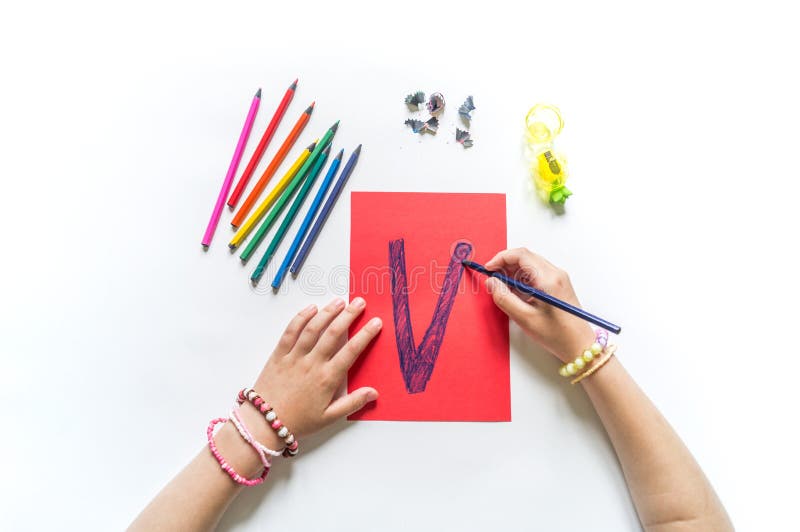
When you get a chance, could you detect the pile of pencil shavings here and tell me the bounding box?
[404,91,475,148]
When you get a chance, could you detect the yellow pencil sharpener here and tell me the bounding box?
[525,104,571,205]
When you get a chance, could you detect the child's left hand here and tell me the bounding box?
[238,297,382,450]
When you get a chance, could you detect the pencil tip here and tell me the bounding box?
[307,141,317,151]
[330,120,340,132]
[322,144,332,156]
[354,144,362,155]
[290,78,298,89]
[228,243,237,250]
[336,149,344,160]
[305,102,315,114]
[255,88,262,98]
[202,244,209,251]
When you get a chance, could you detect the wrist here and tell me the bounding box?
[553,324,597,363]
[237,402,285,453]
[214,422,264,478]
[211,405,285,479]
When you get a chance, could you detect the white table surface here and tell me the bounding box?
[1,1,798,530]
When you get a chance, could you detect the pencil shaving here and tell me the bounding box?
[427,92,445,115]
[456,128,473,148]
[404,91,425,109]
[458,96,475,122]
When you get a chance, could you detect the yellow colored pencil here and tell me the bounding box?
[228,141,317,249]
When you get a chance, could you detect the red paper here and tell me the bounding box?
[348,192,510,421]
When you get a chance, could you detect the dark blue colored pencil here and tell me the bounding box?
[461,260,622,334]
[289,144,362,275]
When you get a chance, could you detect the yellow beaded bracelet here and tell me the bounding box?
[571,345,617,384]
[558,340,605,378]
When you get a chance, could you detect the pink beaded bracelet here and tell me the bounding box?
[229,408,282,470]
[237,388,299,457]
[206,417,268,487]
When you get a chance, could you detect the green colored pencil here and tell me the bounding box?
[239,122,338,262]
[250,145,332,284]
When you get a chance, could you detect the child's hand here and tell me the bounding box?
[485,248,595,363]
[238,298,382,449]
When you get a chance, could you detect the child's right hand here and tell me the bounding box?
[484,248,596,363]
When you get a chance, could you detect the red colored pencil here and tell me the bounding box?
[227,79,298,209]
[231,102,315,228]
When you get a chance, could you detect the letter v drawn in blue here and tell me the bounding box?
[389,238,473,394]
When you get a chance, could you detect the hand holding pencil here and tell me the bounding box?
[479,247,616,363]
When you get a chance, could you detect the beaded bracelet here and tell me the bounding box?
[237,388,299,457]
[229,407,282,470]
[558,330,609,378]
[571,344,617,384]
[207,417,268,487]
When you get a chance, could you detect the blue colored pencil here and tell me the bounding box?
[290,144,362,275]
[461,260,622,334]
[270,149,344,289]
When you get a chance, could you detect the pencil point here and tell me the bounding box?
[306,141,317,151]
[228,243,237,251]
[305,102,315,114]
[231,223,238,229]
[330,120,340,133]
[354,144,362,155]
[335,149,344,160]
[255,88,262,98]
[322,145,332,157]
[202,244,209,251]
[290,78,298,90]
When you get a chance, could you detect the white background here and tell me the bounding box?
[1,1,798,530]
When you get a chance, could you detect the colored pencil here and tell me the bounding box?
[231,102,314,226]
[461,260,622,334]
[227,79,298,209]
[250,146,332,282]
[271,149,343,289]
[239,131,334,261]
[228,141,316,249]
[201,88,260,248]
[290,144,361,275]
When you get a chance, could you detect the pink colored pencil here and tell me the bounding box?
[201,88,261,248]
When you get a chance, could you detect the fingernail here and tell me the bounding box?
[303,304,317,315]
[329,297,345,310]
[368,317,382,330]
[351,297,365,309]
[485,278,495,293]
[365,389,379,401]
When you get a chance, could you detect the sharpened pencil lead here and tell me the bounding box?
[255,88,262,98]
[290,78,298,90]
[305,103,315,114]
[354,144,362,155]
[330,120,340,133]
[306,141,316,151]
[335,149,344,160]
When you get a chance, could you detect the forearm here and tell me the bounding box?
[129,405,278,531]
[581,356,732,531]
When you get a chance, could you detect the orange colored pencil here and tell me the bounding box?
[231,102,314,228]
